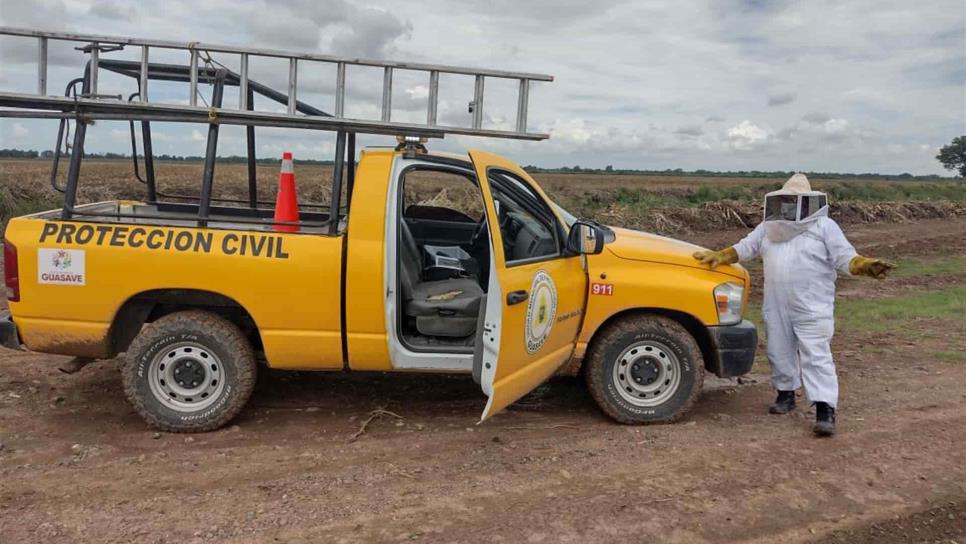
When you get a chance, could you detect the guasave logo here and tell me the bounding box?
[38,248,86,286]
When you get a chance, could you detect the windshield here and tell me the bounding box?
[553,202,577,227]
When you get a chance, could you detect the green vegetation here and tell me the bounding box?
[833,286,966,334]
[892,256,966,279]
[746,286,965,373]
[932,351,966,363]
[745,260,966,373]
[745,286,966,337]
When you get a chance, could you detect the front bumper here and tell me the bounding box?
[0,311,23,351]
[706,319,757,378]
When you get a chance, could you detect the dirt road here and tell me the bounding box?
[2,218,964,543]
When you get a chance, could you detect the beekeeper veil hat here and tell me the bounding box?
[762,173,829,241]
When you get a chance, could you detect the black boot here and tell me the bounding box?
[813,402,836,436]
[768,390,796,414]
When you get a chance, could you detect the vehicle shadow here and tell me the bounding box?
[247,368,597,420]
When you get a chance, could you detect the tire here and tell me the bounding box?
[122,310,257,432]
[585,314,703,424]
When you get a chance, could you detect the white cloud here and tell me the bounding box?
[11,122,30,138]
[727,120,772,151]
[405,85,429,100]
[230,1,411,58]
[821,118,850,135]
[778,114,871,145]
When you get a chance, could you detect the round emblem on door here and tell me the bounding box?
[525,270,557,354]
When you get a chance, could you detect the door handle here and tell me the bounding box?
[506,290,528,305]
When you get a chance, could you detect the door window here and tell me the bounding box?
[402,167,484,223]
[487,169,562,265]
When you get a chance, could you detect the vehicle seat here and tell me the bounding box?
[399,220,483,337]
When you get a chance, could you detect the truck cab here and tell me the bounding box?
[2,145,756,431]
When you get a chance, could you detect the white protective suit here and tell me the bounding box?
[732,174,857,408]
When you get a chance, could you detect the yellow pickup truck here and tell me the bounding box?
[0,28,756,432]
[2,146,755,432]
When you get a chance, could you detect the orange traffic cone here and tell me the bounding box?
[273,151,300,232]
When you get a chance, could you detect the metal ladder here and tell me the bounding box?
[0,26,553,140]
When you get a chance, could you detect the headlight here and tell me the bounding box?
[714,282,744,326]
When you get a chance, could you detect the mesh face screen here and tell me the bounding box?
[800,194,827,219]
[764,195,800,221]
[765,194,827,221]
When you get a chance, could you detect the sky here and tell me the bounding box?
[0,0,963,174]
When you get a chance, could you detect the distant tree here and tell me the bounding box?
[936,136,966,177]
[605,165,613,172]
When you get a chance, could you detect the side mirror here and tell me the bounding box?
[567,221,608,255]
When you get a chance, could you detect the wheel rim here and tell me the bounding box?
[147,342,226,413]
[612,340,682,407]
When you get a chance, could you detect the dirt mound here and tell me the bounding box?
[595,200,966,235]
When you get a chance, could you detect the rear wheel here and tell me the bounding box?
[122,310,256,432]
[585,314,703,424]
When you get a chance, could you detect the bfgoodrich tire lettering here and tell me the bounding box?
[123,310,256,432]
[585,314,703,424]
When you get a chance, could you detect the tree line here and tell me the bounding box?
[523,165,950,181]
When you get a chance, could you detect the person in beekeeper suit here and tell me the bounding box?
[692,174,893,436]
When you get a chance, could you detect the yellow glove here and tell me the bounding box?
[849,255,895,279]
[692,247,738,269]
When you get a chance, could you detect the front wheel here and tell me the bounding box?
[585,314,703,424]
[122,310,257,432]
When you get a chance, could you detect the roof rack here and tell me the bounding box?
[0,27,554,228]
[0,26,553,140]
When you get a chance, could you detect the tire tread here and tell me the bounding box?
[585,314,704,424]
[122,310,256,433]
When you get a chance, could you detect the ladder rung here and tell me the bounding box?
[427,71,439,126]
[90,45,99,95]
[516,79,529,133]
[471,75,484,129]
[139,46,149,101]
[288,58,298,115]
[381,67,392,122]
[189,49,198,106]
[37,37,47,96]
[335,62,346,117]
[238,53,248,109]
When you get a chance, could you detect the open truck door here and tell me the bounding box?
[469,150,588,421]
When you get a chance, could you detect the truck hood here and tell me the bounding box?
[605,226,746,280]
